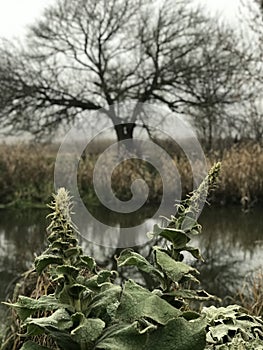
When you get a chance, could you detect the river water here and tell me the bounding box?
[0,205,262,316]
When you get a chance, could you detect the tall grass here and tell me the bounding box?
[233,269,263,317]
[0,143,55,206]
[0,141,262,207]
[210,142,263,206]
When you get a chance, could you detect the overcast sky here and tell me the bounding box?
[0,0,242,39]
[0,0,54,38]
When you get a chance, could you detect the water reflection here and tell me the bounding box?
[76,204,157,248]
[196,206,263,299]
[0,209,47,301]
[0,205,262,308]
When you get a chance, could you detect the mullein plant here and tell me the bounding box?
[2,166,220,350]
[116,163,222,308]
[3,162,261,350]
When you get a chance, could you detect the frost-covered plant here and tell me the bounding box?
[3,182,214,350]
[203,305,263,349]
[117,163,222,308]
[4,163,261,350]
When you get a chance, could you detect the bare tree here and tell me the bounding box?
[0,0,253,141]
[237,100,263,143]
[234,0,263,144]
[184,21,254,149]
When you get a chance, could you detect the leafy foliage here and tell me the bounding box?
[2,163,263,349]
[203,305,263,349]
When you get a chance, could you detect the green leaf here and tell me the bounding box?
[68,284,87,298]
[89,284,122,323]
[71,316,105,345]
[117,249,163,280]
[76,255,96,270]
[154,248,199,283]
[202,305,241,323]
[209,323,237,341]
[116,280,181,325]
[159,228,190,247]
[203,305,263,346]
[55,284,74,306]
[181,216,197,232]
[56,265,79,279]
[146,317,206,350]
[50,240,71,250]
[64,247,81,258]
[97,318,206,350]
[20,341,53,350]
[182,246,203,260]
[25,308,73,331]
[46,330,80,350]
[96,322,148,350]
[35,254,64,274]
[152,223,165,235]
[97,270,117,285]
[165,289,218,302]
[24,324,46,337]
[3,295,68,321]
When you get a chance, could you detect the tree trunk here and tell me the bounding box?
[114,123,136,141]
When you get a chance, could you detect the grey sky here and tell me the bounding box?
[0,0,242,39]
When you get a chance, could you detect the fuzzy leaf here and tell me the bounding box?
[97,318,206,350]
[97,270,117,285]
[165,289,218,302]
[77,255,96,270]
[203,305,263,346]
[25,308,73,331]
[116,280,181,324]
[68,284,87,298]
[46,330,80,350]
[56,265,79,279]
[89,284,122,323]
[146,317,206,350]
[96,322,148,350]
[181,216,197,232]
[71,316,105,345]
[4,295,68,321]
[159,228,190,247]
[35,254,63,274]
[154,248,199,283]
[182,246,203,260]
[117,249,163,280]
[64,247,81,258]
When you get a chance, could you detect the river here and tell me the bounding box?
[0,205,262,318]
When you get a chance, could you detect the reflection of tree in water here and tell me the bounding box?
[0,207,158,297]
[87,204,158,228]
[0,209,48,310]
[200,206,263,251]
[77,205,161,289]
[0,209,47,272]
[0,205,262,305]
[192,206,263,302]
[76,204,158,266]
[192,245,243,303]
[0,210,47,283]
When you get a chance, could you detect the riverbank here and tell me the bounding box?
[0,141,262,208]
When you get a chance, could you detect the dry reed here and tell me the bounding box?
[232,269,263,317]
[0,141,262,207]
